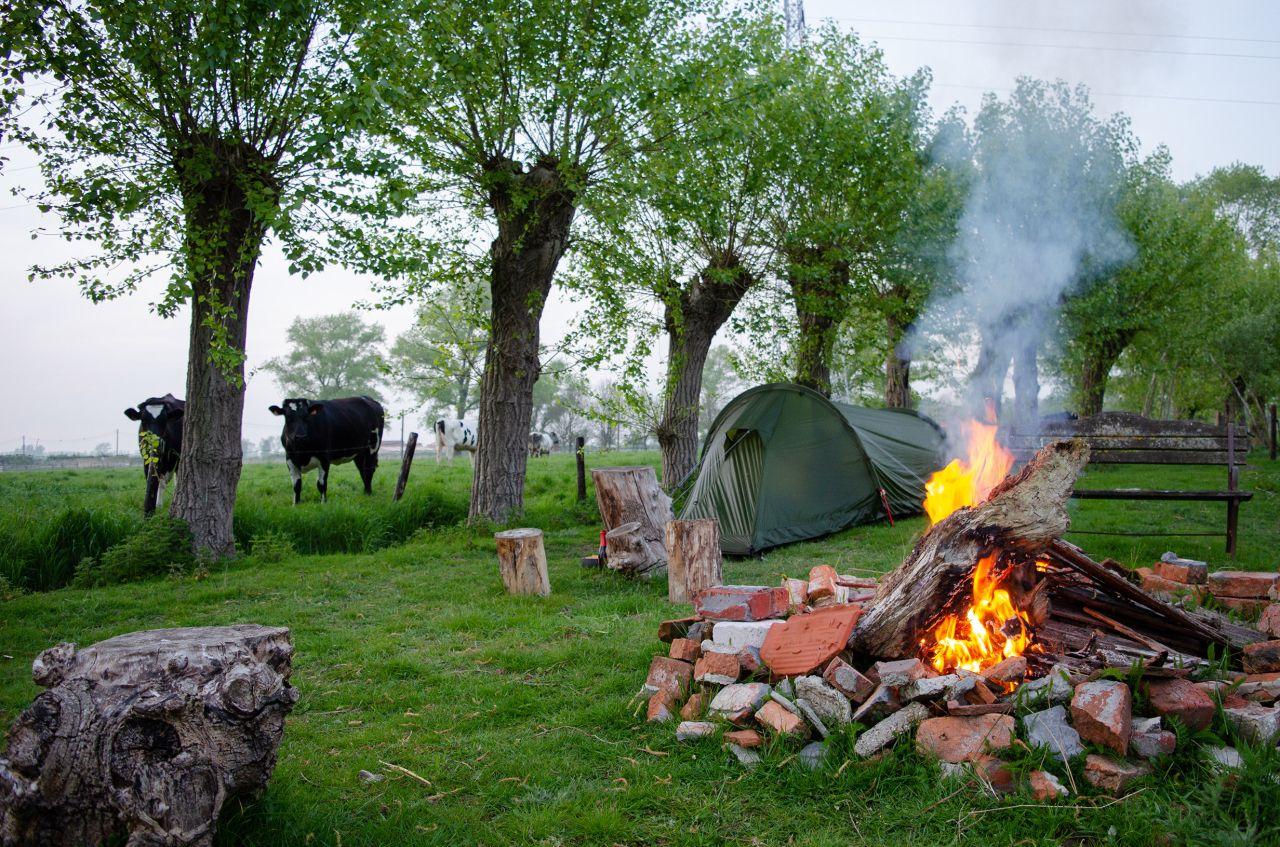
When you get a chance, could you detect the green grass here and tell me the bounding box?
[0,452,1277,845]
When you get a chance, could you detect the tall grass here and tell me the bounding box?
[0,452,656,590]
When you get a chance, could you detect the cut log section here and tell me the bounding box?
[605,521,666,578]
[664,518,723,603]
[494,528,551,596]
[851,439,1091,659]
[0,625,298,847]
[591,466,673,577]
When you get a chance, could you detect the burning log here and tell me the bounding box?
[850,439,1090,661]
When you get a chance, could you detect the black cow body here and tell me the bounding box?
[123,394,185,515]
[269,396,385,503]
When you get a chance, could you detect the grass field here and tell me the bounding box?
[0,451,1278,845]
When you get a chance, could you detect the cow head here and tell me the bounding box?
[124,395,183,440]
[269,398,324,443]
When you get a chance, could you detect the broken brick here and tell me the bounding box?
[669,638,700,663]
[1243,639,1280,674]
[1070,680,1132,755]
[680,691,708,720]
[1154,555,1208,585]
[1083,754,1150,794]
[675,720,716,741]
[1138,568,1205,600]
[694,651,740,686]
[657,617,700,643]
[782,577,809,613]
[1223,702,1280,744]
[1215,596,1270,618]
[760,604,862,676]
[1207,570,1279,599]
[1029,770,1069,800]
[708,682,771,724]
[915,714,1015,763]
[644,656,693,697]
[824,656,875,703]
[870,658,933,688]
[647,689,678,723]
[807,565,838,602]
[694,585,789,622]
[1238,672,1280,704]
[1258,605,1280,638]
[723,728,763,749]
[755,699,807,736]
[1144,677,1215,732]
[981,656,1027,687]
[1130,730,1176,759]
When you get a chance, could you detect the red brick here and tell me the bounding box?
[1145,677,1214,732]
[782,578,809,613]
[723,728,763,749]
[824,656,875,703]
[1029,770,1069,800]
[694,651,740,686]
[1258,605,1280,638]
[807,565,838,602]
[1243,640,1280,674]
[1215,596,1270,618]
[647,689,678,723]
[1138,568,1204,600]
[657,617,700,643]
[915,714,1014,763]
[760,605,862,676]
[1208,570,1279,599]
[1083,754,1149,794]
[680,691,708,720]
[1239,672,1280,704]
[644,656,692,697]
[669,638,700,662]
[971,755,1016,795]
[1070,681,1132,755]
[1154,558,1208,585]
[755,700,807,736]
[981,656,1027,687]
[694,585,789,622]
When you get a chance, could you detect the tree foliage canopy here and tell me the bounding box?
[260,312,387,401]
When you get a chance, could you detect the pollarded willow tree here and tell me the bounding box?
[573,6,786,487]
[0,0,387,555]
[365,0,703,521]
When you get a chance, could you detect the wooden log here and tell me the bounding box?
[575,436,587,502]
[850,439,1091,659]
[665,519,722,603]
[591,466,672,575]
[494,528,551,596]
[392,430,418,502]
[605,521,667,578]
[0,625,298,847]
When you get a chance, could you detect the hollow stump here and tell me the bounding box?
[0,624,298,847]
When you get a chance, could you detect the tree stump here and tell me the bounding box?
[665,518,723,603]
[0,624,298,847]
[605,521,667,578]
[591,466,672,577]
[850,440,1090,659]
[494,528,551,596]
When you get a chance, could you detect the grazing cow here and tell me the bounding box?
[123,394,184,515]
[528,431,560,457]
[269,396,384,504]
[435,419,477,463]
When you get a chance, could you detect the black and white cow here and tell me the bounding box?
[528,431,560,457]
[123,394,185,515]
[269,396,385,503]
[434,419,477,463]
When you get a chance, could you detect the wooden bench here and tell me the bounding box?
[1008,412,1252,556]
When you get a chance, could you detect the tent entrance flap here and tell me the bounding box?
[683,429,763,555]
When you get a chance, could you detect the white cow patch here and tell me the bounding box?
[435,419,477,464]
[145,403,165,418]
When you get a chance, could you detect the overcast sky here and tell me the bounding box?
[2,0,1277,454]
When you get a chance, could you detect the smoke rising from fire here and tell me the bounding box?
[913,79,1134,425]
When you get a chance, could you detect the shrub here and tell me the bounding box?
[74,516,195,587]
[249,530,297,563]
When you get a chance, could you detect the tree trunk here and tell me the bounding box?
[494,528,551,596]
[592,466,672,578]
[884,315,913,409]
[790,261,849,397]
[470,158,576,524]
[168,139,272,557]
[0,625,297,847]
[656,256,753,488]
[665,518,722,603]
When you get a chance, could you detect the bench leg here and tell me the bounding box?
[1226,498,1240,558]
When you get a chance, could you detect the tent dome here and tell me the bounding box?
[678,383,946,555]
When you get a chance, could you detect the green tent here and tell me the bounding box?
[678,383,946,555]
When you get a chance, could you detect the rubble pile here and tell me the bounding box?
[641,567,1280,798]
[1138,552,1280,624]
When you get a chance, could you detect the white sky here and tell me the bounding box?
[2,0,1277,453]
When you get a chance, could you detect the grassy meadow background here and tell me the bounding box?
[0,449,1277,845]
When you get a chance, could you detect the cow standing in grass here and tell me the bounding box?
[435,419,477,463]
[123,394,184,515]
[528,431,560,457]
[269,397,384,503]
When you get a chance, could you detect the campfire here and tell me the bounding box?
[640,426,1278,797]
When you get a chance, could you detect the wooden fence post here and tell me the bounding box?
[393,431,418,502]
[665,519,722,604]
[575,436,586,502]
[494,528,551,596]
[1270,403,1277,461]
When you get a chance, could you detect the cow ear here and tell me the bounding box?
[308,403,323,416]
[269,405,284,416]
[124,407,142,421]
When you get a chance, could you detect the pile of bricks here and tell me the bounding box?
[1138,553,1280,628]
[642,567,1280,798]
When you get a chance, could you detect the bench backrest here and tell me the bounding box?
[1007,411,1250,466]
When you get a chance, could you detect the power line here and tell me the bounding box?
[833,30,1280,62]
[826,15,1280,47]
[933,81,1280,108]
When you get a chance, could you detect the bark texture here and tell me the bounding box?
[664,518,723,603]
[0,625,297,847]
[592,466,672,577]
[494,528,551,596]
[605,521,667,578]
[470,158,575,523]
[884,316,913,408]
[850,440,1090,659]
[790,261,850,397]
[656,256,753,488]
[168,138,274,556]
[1075,334,1131,418]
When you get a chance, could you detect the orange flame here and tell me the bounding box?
[922,417,1029,677]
